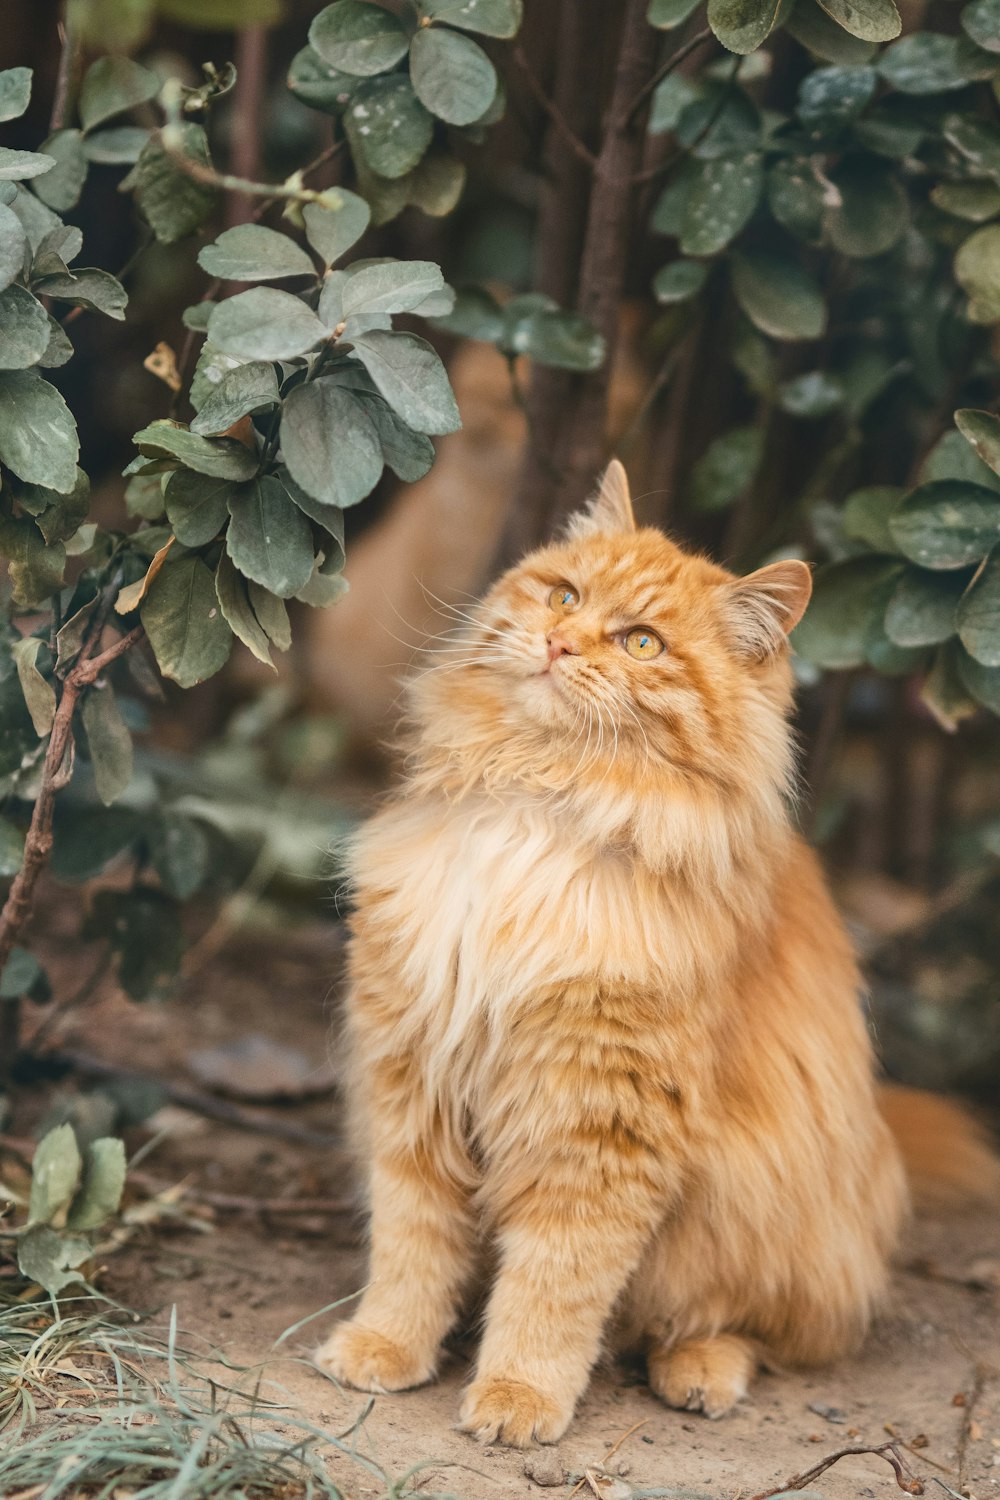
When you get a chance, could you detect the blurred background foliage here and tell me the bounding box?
[0,0,999,1113]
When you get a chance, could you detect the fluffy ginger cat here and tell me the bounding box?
[314,461,995,1446]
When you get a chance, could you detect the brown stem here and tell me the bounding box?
[227,26,269,227]
[511,41,596,170]
[750,1441,925,1500]
[622,26,713,126]
[0,625,144,986]
[50,6,80,133]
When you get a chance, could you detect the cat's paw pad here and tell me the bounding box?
[648,1336,754,1420]
[313,1323,432,1393]
[459,1377,569,1447]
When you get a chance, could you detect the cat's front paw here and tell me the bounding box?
[459,1377,570,1447]
[313,1322,434,1393]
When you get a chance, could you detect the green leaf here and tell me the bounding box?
[189,343,246,414]
[878,34,975,94]
[34,267,128,320]
[785,0,877,62]
[0,816,24,877]
[280,380,383,509]
[132,420,259,481]
[691,425,763,511]
[815,0,900,42]
[653,259,709,305]
[0,201,28,292]
[429,284,503,340]
[824,159,908,258]
[955,409,1000,477]
[409,27,497,127]
[420,0,521,33]
[679,152,764,256]
[86,887,184,1002]
[779,370,844,417]
[0,945,44,998]
[649,74,701,135]
[207,288,327,361]
[24,468,90,545]
[931,180,1000,224]
[942,114,1000,180]
[66,1138,126,1231]
[358,394,435,482]
[247,582,292,649]
[11,636,56,735]
[767,158,826,242]
[956,225,1000,323]
[287,45,359,115]
[0,370,78,491]
[0,147,55,181]
[350,330,461,434]
[956,550,1000,664]
[962,0,1000,54]
[0,285,53,368]
[150,811,210,899]
[295,562,349,606]
[0,514,65,606]
[17,1225,91,1297]
[675,85,761,160]
[197,224,316,282]
[55,594,99,670]
[648,0,701,25]
[79,56,159,132]
[81,684,133,806]
[141,552,233,688]
[345,72,432,178]
[309,0,410,76]
[843,485,904,551]
[890,481,1000,569]
[797,64,876,128]
[303,192,370,266]
[125,473,166,522]
[707,0,783,55]
[216,549,274,667]
[792,556,901,667]
[226,475,316,597]
[341,259,444,318]
[189,361,279,437]
[885,566,966,646]
[51,806,143,882]
[31,130,87,212]
[0,67,31,124]
[0,667,37,777]
[134,125,216,244]
[28,1123,82,1226]
[82,125,150,164]
[922,429,1000,493]
[731,252,825,340]
[498,304,606,370]
[957,644,1000,712]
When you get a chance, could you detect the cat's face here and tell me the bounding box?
[421,464,811,784]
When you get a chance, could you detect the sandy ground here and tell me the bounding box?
[23,912,1000,1500]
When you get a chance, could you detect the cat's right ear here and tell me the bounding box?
[723,559,813,660]
[565,459,637,539]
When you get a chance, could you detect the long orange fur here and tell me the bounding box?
[314,462,994,1445]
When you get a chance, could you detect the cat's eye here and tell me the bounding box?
[623,628,664,660]
[548,584,580,614]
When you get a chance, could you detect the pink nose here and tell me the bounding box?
[546,631,579,663]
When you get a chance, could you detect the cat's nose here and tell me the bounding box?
[546,631,580,663]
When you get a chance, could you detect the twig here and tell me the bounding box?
[569,1420,648,1497]
[128,1171,353,1217]
[622,26,713,126]
[511,43,596,170]
[40,1049,342,1149]
[50,6,80,133]
[632,52,739,186]
[0,623,145,981]
[955,1364,987,1494]
[749,1442,925,1500]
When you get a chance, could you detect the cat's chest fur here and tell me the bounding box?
[351,792,686,1050]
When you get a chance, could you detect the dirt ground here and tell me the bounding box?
[22,907,1000,1500]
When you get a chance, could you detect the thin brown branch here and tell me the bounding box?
[128,1171,353,1217]
[750,1442,925,1500]
[622,26,713,127]
[50,6,80,133]
[511,42,596,170]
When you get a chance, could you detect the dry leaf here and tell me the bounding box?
[222,413,256,449]
[143,342,181,392]
[115,538,174,615]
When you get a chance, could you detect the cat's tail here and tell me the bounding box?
[878,1083,1000,1212]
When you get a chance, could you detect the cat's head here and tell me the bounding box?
[408,462,811,818]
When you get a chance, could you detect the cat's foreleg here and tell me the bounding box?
[460,1129,669,1445]
[314,1089,475,1393]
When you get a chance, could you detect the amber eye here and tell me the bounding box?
[548,583,580,614]
[623,628,664,660]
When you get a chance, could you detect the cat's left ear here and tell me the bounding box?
[565,459,637,538]
[723,560,813,659]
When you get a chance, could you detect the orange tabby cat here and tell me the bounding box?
[314,462,996,1445]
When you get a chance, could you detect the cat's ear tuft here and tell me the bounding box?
[565,459,637,538]
[723,559,813,660]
